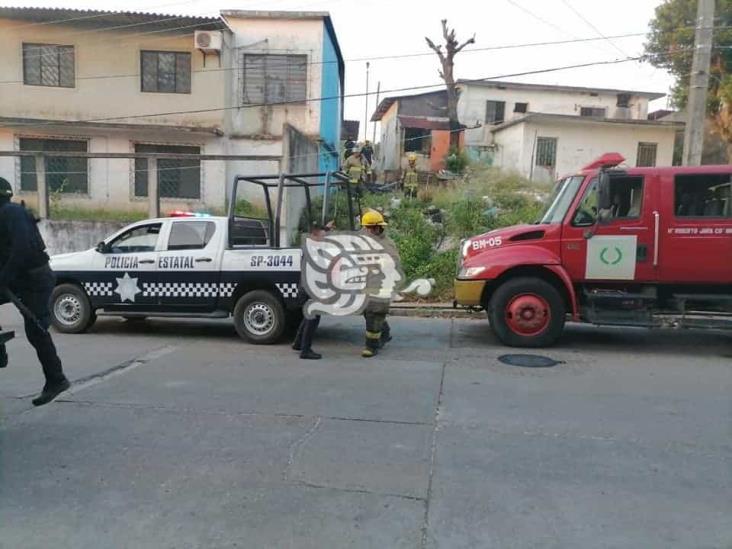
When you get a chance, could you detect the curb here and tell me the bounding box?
[389,306,483,319]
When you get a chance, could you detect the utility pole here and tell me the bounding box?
[364,62,370,143]
[682,0,715,166]
[372,81,380,143]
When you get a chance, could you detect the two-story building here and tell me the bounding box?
[372,79,682,182]
[0,7,344,214]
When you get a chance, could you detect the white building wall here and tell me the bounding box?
[458,84,651,146]
[223,16,325,139]
[0,126,227,212]
[493,120,677,182]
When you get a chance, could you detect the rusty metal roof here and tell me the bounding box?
[0,7,227,33]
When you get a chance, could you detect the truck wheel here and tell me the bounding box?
[488,277,565,347]
[233,290,286,344]
[50,283,96,334]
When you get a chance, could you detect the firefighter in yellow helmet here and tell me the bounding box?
[402,153,419,198]
[359,209,400,358]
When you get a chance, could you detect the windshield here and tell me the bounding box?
[538,175,585,224]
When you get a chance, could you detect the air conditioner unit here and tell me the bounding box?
[194,31,222,53]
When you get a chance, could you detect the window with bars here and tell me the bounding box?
[514,102,528,113]
[580,107,607,118]
[134,144,201,199]
[19,138,88,193]
[242,54,307,105]
[23,43,75,88]
[636,142,658,167]
[485,100,506,125]
[535,137,557,168]
[141,51,191,94]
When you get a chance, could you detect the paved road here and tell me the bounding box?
[0,307,730,549]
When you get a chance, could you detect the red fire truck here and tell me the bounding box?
[454,153,732,347]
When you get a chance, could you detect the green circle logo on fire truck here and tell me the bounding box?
[599,246,623,266]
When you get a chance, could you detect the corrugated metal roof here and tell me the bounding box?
[371,90,446,122]
[398,115,450,131]
[0,7,226,33]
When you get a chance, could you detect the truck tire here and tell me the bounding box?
[488,277,565,347]
[50,283,96,334]
[233,290,286,344]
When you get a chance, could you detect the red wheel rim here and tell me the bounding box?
[505,293,551,337]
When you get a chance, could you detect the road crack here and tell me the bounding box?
[420,361,446,549]
[283,416,322,482]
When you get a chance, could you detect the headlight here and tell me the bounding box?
[458,266,486,278]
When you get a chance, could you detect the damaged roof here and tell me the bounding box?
[457,79,665,100]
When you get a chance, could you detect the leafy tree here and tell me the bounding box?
[645,0,732,152]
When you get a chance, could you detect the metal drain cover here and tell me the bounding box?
[498,354,562,368]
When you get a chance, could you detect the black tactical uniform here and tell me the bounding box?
[0,177,69,406]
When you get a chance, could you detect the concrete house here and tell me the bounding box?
[371,90,457,177]
[457,80,682,182]
[0,7,344,214]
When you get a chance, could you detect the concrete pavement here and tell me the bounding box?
[0,306,730,548]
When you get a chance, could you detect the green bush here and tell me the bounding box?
[445,147,469,174]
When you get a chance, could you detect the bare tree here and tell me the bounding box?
[426,20,475,148]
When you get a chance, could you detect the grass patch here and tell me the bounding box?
[49,205,148,223]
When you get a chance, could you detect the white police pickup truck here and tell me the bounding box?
[49,214,302,343]
[49,171,355,343]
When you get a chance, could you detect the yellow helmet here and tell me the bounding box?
[407,152,417,162]
[361,209,388,227]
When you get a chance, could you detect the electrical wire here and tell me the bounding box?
[559,0,630,57]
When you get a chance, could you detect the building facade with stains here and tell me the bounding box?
[0,7,344,213]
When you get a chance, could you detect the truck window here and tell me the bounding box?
[572,176,643,226]
[675,174,731,218]
[109,224,161,254]
[167,221,216,251]
[539,175,584,224]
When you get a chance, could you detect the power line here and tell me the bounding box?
[0,54,655,130]
[559,0,630,57]
[0,30,688,86]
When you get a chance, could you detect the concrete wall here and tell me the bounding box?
[458,84,651,147]
[318,25,342,173]
[223,16,324,138]
[0,19,226,129]
[39,219,127,255]
[377,102,400,171]
[0,127,227,212]
[493,119,677,183]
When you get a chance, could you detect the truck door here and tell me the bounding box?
[156,219,222,311]
[660,170,732,283]
[562,174,659,283]
[102,222,162,311]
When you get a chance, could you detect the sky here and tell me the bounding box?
[4,0,676,140]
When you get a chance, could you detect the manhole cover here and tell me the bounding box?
[498,354,562,368]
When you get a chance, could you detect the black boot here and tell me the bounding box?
[292,319,305,351]
[32,377,70,407]
[300,349,322,360]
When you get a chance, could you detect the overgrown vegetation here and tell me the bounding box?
[300,166,550,301]
[49,205,148,223]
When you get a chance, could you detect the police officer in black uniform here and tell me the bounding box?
[0,177,70,406]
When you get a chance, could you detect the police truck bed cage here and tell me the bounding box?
[228,171,356,248]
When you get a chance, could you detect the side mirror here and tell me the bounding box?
[597,171,612,212]
[95,241,108,254]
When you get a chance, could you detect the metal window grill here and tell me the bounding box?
[636,142,658,167]
[19,138,87,193]
[141,51,191,94]
[242,54,307,105]
[485,100,506,124]
[535,137,557,168]
[23,44,74,88]
[134,144,201,199]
